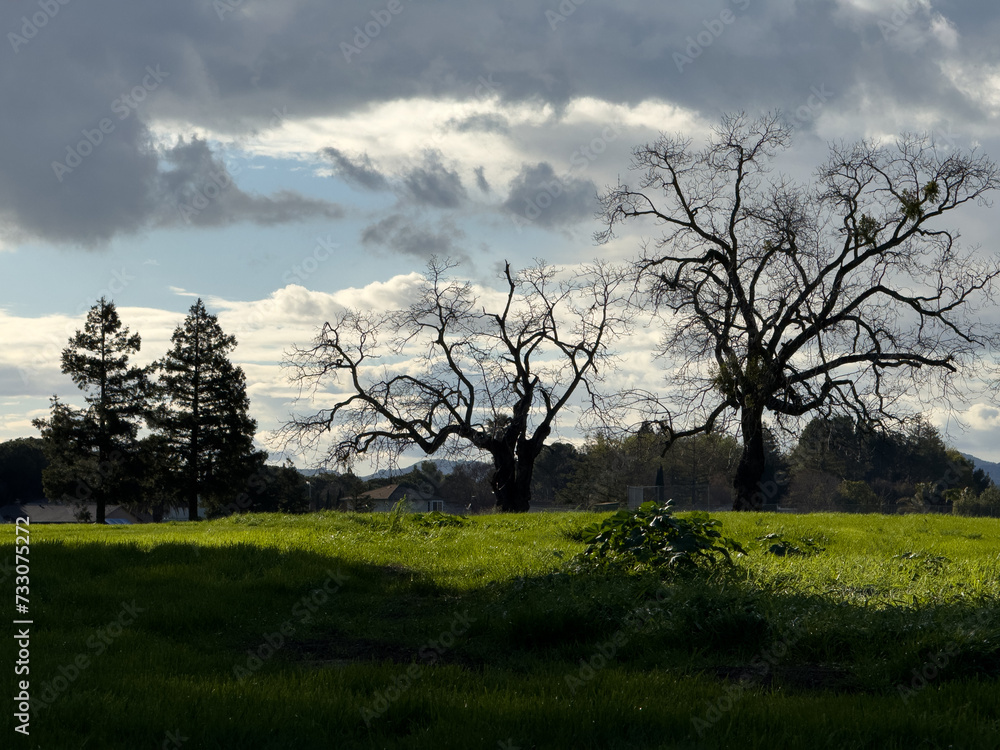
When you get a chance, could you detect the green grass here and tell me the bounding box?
[4,510,1000,749]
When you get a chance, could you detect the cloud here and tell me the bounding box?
[474,166,490,193]
[502,162,598,228]
[157,137,343,228]
[361,214,467,260]
[400,151,467,208]
[322,144,469,209]
[322,147,390,191]
[449,113,510,135]
[4,0,993,249]
[967,404,1000,430]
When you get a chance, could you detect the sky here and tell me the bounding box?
[3,0,1000,468]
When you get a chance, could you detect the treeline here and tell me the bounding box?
[9,412,998,518]
[518,416,996,515]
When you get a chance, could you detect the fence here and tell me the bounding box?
[627,484,715,510]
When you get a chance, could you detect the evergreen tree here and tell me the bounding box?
[33,299,148,523]
[0,437,47,503]
[153,299,262,520]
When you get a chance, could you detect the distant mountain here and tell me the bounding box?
[361,459,475,481]
[963,454,1000,486]
[281,460,480,480]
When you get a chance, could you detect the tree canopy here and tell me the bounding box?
[599,112,1000,510]
[153,298,262,520]
[33,298,149,522]
[283,258,632,512]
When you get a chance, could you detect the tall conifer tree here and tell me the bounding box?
[154,299,261,520]
[33,298,148,523]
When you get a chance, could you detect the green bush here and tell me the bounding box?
[837,480,879,511]
[952,485,1000,517]
[569,500,745,575]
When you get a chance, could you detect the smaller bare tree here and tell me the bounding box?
[282,259,631,512]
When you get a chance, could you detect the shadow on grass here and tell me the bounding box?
[18,536,1000,750]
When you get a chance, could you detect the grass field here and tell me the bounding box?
[4,510,1000,749]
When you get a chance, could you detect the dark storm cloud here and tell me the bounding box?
[502,162,597,228]
[322,147,390,191]
[400,151,467,208]
[361,214,467,260]
[1,0,998,246]
[159,137,343,228]
[322,145,467,207]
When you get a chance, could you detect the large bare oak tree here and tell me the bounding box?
[283,259,631,512]
[599,113,1000,510]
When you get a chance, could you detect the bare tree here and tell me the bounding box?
[282,259,631,512]
[599,112,1000,510]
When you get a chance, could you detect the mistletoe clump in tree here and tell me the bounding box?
[33,298,149,523]
[283,259,631,513]
[153,299,263,520]
[599,112,1000,510]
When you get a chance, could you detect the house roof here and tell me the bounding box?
[0,501,141,524]
[359,484,405,501]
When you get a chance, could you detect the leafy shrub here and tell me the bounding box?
[836,480,880,512]
[952,485,1000,518]
[569,500,745,575]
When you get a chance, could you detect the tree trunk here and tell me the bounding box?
[733,406,766,511]
[187,427,199,521]
[491,449,533,513]
[95,442,107,525]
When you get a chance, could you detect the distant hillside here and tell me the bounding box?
[288,460,475,480]
[964,454,1000,487]
[361,459,471,481]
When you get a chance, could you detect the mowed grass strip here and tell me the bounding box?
[4,510,1000,749]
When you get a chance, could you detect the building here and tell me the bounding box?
[0,500,143,524]
[356,483,449,513]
